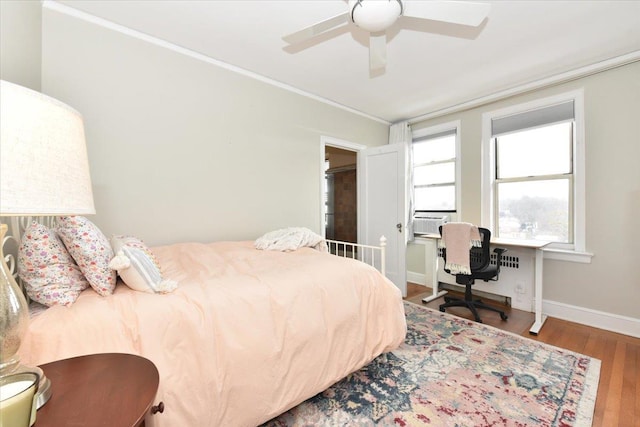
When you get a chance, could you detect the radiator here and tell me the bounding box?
[437,246,534,312]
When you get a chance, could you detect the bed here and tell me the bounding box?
[4,218,407,426]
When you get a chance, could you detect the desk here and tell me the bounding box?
[416,234,549,335]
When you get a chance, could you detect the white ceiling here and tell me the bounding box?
[54,0,640,123]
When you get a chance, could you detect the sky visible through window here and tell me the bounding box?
[496,122,572,242]
[413,133,456,211]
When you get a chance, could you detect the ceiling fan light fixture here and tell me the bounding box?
[349,0,403,33]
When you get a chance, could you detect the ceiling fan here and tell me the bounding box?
[283,0,491,72]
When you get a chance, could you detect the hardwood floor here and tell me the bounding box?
[405,283,640,427]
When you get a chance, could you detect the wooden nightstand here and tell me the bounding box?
[34,353,162,427]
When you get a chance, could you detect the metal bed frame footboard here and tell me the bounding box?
[325,236,387,277]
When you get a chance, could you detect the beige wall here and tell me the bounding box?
[408,61,640,319]
[5,3,638,320]
[0,0,42,90]
[37,6,388,246]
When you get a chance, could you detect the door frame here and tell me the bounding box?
[319,136,366,238]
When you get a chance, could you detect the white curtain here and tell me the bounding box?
[389,121,414,243]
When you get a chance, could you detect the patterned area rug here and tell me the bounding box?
[264,302,600,427]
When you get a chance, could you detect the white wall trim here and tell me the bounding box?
[321,136,368,153]
[43,1,638,128]
[43,1,390,126]
[544,299,640,339]
[407,274,640,338]
[407,270,427,286]
[480,89,587,254]
[543,248,593,263]
[409,51,640,123]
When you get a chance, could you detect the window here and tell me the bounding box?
[482,91,589,261]
[496,121,573,243]
[412,123,460,213]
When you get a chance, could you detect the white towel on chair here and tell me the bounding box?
[439,222,482,275]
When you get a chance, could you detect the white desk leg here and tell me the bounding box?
[422,238,447,303]
[529,248,548,335]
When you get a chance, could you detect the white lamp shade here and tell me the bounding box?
[0,80,95,216]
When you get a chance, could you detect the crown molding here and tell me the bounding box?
[42,1,391,126]
[409,50,640,124]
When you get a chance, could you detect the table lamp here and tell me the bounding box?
[0,80,96,409]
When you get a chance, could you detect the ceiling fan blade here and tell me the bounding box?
[369,33,387,71]
[403,1,491,27]
[282,12,350,44]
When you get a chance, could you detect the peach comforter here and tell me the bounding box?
[18,241,406,426]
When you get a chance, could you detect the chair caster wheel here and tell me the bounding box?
[439,307,445,313]
[500,314,508,321]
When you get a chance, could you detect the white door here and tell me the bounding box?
[358,143,407,296]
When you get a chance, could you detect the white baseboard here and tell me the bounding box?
[410,269,640,338]
[407,271,426,286]
[543,299,640,339]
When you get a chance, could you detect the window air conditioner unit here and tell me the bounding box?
[414,215,449,235]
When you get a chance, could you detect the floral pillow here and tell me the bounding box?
[18,222,90,307]
[57,216,116,296]
[109,235,177,294]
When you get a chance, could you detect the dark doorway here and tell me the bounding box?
[325,146,357,243]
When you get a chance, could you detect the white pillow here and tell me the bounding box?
[109,235,177,294]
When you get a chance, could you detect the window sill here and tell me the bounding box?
[543,248,593,263]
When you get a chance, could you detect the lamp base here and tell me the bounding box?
[35,376,52,409]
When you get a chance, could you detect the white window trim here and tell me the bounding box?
[481,90,592,263]
[412,120,462,219]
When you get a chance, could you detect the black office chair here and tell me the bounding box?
[439,226,508,323]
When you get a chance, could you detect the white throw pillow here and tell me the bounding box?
[109,235,177,293]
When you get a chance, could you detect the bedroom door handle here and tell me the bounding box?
[397,223,402,233]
